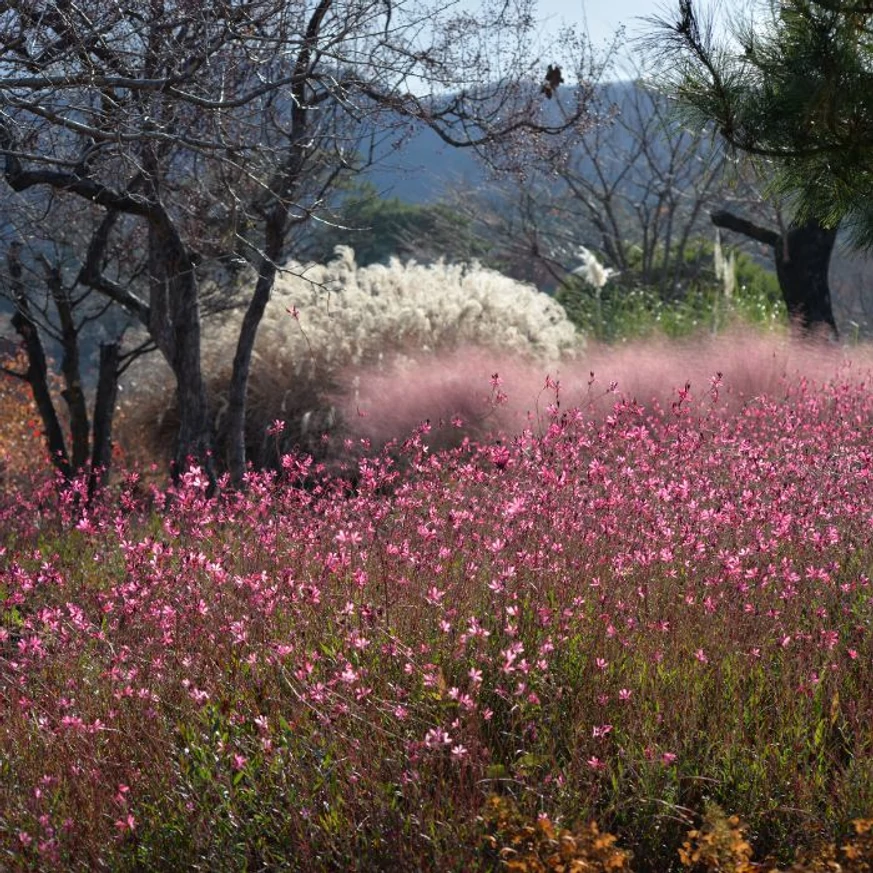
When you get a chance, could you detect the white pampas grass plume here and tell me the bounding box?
[713,229,736,299]
[571,247,617,289]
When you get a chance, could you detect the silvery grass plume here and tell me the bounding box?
[713,229,736,299]
[572,246,617,289]
[120,248,582,469]
[252,246,581,372]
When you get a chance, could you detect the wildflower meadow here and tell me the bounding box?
[3,325,873,871]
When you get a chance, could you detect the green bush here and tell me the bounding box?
[555,240,785,342]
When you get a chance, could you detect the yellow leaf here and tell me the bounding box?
[853,817,873,835]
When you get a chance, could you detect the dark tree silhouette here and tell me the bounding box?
[650,0,873,335]
[711,210,838,336]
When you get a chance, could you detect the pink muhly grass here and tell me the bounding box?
[339,326,867,452]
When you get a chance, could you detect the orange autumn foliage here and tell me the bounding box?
[0,349,50,483]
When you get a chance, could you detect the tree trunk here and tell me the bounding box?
[710,210,838,337]
[11,306,72,479]
[774,219,838,335]
[147,214,215,485]
[45,261,90,470]
[88,341,120,499]
[6,244,72,479]
[169,286,213,481]
[222,3,331,486]
[225,210,286,484]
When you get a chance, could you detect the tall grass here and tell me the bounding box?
[338,327,843,451]
[118,249,580,470]
[117,240,833,478]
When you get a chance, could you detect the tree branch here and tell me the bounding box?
[710,209,780,248]
[0,364,28,381]
[78,209,152,325]
[0,120,155,217]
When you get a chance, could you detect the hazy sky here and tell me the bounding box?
[530,0,677,75]
[537,0,666,47]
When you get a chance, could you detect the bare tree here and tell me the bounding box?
[0,185,155,494]
[553,78,730,296]
[0,0,595,485]
[445,72,739,303]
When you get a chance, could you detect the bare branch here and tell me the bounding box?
[78,208,151,324]
[711,209,780,248]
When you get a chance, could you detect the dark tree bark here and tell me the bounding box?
[2,119,214,483]
[711,210,838,336]
[146,208,214,485]
[7,245,72,478]
[224,210,285,484]
[88,342,121,499]
[6,242,126,492]
[221,0,332,486]
[44,260,90,470]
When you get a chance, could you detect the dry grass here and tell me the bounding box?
[118,249,581,471]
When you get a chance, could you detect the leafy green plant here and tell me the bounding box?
[555,239,784,342]
[304,181,492,267]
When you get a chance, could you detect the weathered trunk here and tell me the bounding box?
[169,289,212,480]
[88,341,120,498]
[7,245,71,478]
[11,306,72,479]
[773,219,838,335]
[7,245,125,490]
[147,214,214,484]
[710,210,838,337]
[45,261,90,470]
[225,210,286,484]
[222,15,324,485]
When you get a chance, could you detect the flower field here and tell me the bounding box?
[2,351,873,870]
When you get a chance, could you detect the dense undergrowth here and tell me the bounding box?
[116,245,787,475]
[2,349,873,870]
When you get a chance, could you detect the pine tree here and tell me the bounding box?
[651,0,873,334]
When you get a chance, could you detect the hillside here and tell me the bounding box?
[361,80,643,202]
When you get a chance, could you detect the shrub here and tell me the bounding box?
[556,240,785,342]
[0,349,51,485]
[481,794,633,871]
[119,248,581,471]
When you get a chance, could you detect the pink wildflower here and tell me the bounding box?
[115,814,136,833]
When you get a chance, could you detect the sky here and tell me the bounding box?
[537,0,664,48]
[532,0,709,77]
